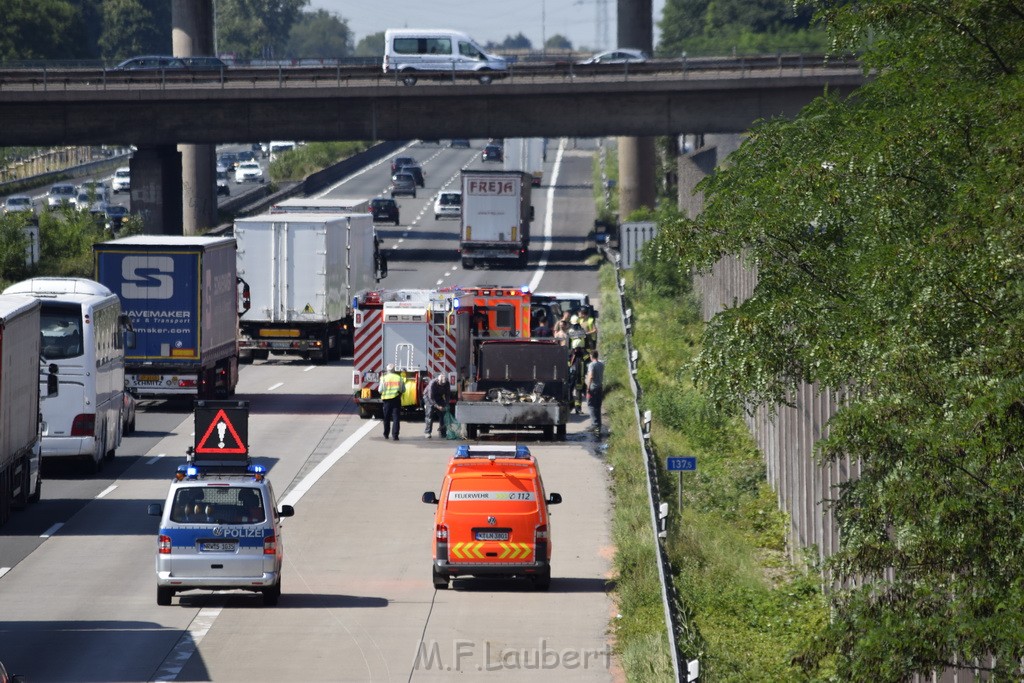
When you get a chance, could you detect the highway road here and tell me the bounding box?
[0,139,616,682]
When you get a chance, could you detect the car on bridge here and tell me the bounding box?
[576,49,648,65]
[112,55,187,71]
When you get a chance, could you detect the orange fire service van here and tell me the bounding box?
[422,444,562,590]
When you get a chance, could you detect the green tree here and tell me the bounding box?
[0,0,90,61]
[216,0,308,60]
[285,8,352,59]
[490,33,532,50]
[658,0,827,56]
[653,0,1024,679]
[544,34,572,51]
[354,31,384,57]
[98,0,171,61]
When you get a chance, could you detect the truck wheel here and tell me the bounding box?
[254,350,269,361]
[263,580,281,606]
[543,426,554,440]
[157,586,174,606]
[28,473,41,504]
[432,567,449,590]
[556,424,567,440]
[466,424,478,439]
[462,258,474,270]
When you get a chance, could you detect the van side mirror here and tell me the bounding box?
[46,363,59,397]
[378,252,389,280]
[422,491,439,505]
[147,503,163,516]
[124,330,137,349]
[278,504,295,517]
[529,206,535,221]
[547,493,562,505]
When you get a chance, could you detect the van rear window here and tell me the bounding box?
[394,37,452,55]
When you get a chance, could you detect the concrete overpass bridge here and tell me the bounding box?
[0,60,866,233]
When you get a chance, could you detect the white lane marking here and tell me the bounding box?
[40,523,63,538]
[146,453,167,465]
[0,567,10,579]
[96,485,117,499]
[313,142,419,198]
[528,138,566,293]
[391,244,399,250]
[268,382,284,391]
[279,420,378,508]
[436,279,443,286]
[152,605,223,682]
[304,365,316,372]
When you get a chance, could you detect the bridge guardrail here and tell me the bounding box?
[0,54,863,92]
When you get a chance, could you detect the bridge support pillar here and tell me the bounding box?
[616,0,656,217]
[617,136,657,218]
[172,0,217,234]
[130,145,183,235]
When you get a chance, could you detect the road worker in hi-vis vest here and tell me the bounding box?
[378,364,404,440]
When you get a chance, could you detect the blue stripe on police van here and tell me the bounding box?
[162,526,266,548]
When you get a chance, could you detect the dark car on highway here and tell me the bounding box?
[391,155,416,173]
[397,163,425,187]
[112,55,186,71]
[391,172,417,198]
[370,198,401,225]
[482,144,504,162]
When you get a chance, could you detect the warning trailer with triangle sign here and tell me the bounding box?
[193,400,249,465]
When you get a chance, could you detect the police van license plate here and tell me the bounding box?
[475,531,509,541]
[199,541,237,552]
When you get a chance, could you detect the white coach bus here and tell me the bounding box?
[2,278,134,473]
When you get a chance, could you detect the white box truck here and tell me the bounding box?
[270,197,371,215]
[235,212,385,362]
[0,295,51,525]
[503,138,546,188]
[459,170,533,269]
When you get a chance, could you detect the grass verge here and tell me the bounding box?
[600,262,832,681]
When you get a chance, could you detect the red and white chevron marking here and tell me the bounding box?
[352,308,383,390]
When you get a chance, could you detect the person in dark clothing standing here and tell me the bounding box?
[585,349,605,433]
[378,363,403,440]
[423,374,451,438]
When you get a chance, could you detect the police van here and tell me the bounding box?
[147,402,294,606]
[422,444,562,590]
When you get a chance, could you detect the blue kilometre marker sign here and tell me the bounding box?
[667,457,697,472]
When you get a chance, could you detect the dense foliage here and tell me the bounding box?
[658,0,829,55]
[652,0,1024,678]
[0,207,141,290]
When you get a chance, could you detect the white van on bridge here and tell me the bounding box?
[383,29,508,86]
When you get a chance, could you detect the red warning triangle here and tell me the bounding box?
[195,409,247,454]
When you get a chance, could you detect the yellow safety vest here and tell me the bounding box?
[380,372,402,400]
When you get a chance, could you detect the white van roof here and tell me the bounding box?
[385,28,476,39]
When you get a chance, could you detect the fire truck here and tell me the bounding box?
[352,286,534,420]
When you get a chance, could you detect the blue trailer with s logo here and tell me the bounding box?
[94,236,242,399]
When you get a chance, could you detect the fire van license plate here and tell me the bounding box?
[199,541,237,552]
[475,531,509,541]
